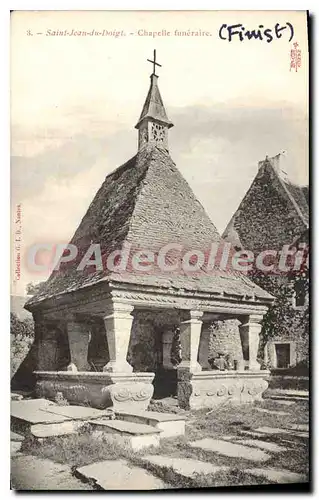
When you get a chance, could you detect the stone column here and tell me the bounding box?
[103,302,134,373]
[239,314,263,371]
[34,314,59,371]
[178,310,203,373]
[162,329,174,369]
[66,315,91,372]
[198,324,211,370]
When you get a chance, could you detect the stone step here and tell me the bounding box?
[115,410,186,438]
[88,419,161,451]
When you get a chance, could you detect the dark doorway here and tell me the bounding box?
[275,343,290,368]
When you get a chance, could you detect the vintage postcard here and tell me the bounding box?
[11,10,309,491]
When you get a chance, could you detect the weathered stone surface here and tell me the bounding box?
[35,372,154,411]
[11,455,93,490]
[285,423,309,432]
[11,441,22,455]
[268,400,295,406]
[89,419,161,450]
[238,439,286,453]
[11,431,24,442]
[246,468,307,484]
[103,302,134,374]
[207,319,244,365]
[116,410,186,437]
[189,438,270,461]
[11,399,71,425]
[254,427,292,435]
[11,393,23,401]
[43,405,113,421]
[90,419,161,435]
[255,408,289,416]
[143,455,229,479]
[66,319,91,371]
[31,423,78,439]
[270,398,296,406]
[177,371,269,409]
[76,459,167,490]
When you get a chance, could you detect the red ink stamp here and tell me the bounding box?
[290,42,301,72]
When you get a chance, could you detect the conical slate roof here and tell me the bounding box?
[27,144,272,307]
[135,74,173,129]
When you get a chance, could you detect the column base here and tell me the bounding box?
[178,361,202,373]
[103,360,133,374]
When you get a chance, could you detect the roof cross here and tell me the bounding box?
[147,49,162,76]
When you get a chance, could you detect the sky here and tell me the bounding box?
[11,10,309,295]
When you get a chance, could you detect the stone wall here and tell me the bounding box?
[208,319,244,365]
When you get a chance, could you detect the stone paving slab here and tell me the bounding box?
[11,441,22,455]
[11,393,23,401]
[44,405,114,421]
[89,419,161,435]
[254,427,292,435]
[267,400,295,406]
[285,424,309,432]
[117,410,185,422]
[11,431,24,442]
[255,408,289,416]
[11,455,93,490]
[189,438,270,462]
[76,459,168,490]
[143,455,229,479]
[246,468,307,484]
[238,439,286,453]
[11,399,72,425]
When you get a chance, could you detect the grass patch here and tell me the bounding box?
[20,398,309,489]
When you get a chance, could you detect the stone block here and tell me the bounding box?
[34,371,155,411]
[177,371,270,409]
[116,410,186,438]
[31,422,79,438]
[89,419,161,451]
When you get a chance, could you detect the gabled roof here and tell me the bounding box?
[222,155,309,252]
[26,145,272,308]
[135,74,173,129]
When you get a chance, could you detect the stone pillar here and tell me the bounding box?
[162,329,174,369]
[66,315,91,372]
[103,302,134,373]
[198,325,211,370]
[239,314,263,371]
[178,310,203,373]
[34,315,59,371]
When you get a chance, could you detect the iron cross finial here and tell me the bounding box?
[147,49,162,76]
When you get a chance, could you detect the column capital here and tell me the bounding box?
[181,310,204,323]
[103,301,134,319]
[240,313,264,327]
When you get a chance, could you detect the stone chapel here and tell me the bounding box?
[24,52,274,410]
